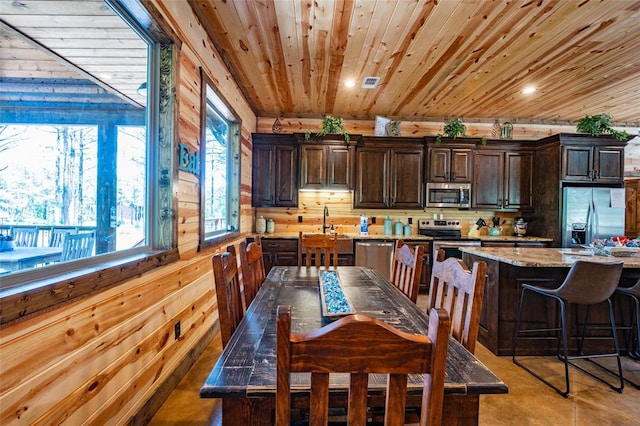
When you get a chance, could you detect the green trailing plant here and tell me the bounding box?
[435,117,466,144]
[305,115,350,143]
[576,113,629,141]
[443,117,466,138]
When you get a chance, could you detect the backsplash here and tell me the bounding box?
[255,191,523,237]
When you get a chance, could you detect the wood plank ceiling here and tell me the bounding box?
[1,0,147,110]
[189,0,640,125]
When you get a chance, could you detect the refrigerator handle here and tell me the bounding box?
[589,198,598,243]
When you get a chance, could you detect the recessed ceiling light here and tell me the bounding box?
[99,74,112,80]
[344,79,356,88]
[522,86,536,94]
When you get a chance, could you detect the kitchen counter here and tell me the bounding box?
[461,247,640,356]
[460,246,640,267]
[251,232,552,242]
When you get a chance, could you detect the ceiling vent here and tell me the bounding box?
[361,76,380,89]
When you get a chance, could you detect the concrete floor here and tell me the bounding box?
[149,295,640,425]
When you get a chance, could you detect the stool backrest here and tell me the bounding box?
[555,260,624,304]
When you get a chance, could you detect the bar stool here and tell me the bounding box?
[615,279,640,389]
[512,260,624,397]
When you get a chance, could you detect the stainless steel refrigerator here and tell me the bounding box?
[562,186,625,247]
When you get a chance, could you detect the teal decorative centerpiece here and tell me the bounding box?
[319,270,354,318]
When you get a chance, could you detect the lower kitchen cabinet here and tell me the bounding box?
[481,240,550,248]
[257,238,298,273]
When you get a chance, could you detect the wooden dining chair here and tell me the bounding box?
[60,231,95,262]
[11,226,40,247]
[239,238,266,309]
[212,245,244,348]
[276,305,450,426]
[427,249,487,354]
[298,232,338,267]
[49,227,78,247]
[390,240,424,303]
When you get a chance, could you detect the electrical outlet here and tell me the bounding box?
[174,321,181,340]
[408,217,413,224]
[371,216,376,224]
[298,215,303,223]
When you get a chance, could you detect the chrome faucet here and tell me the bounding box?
[322,206,329,234]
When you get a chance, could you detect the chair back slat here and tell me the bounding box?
[427,249,487,353]
[390,240,424,303]
[276,305,450,426]
[239,239,266,309]
[212,245,244,348]
[60,231,95,262]
[11,227,39,247]
[298,232,338,267]
[49,227,78,247]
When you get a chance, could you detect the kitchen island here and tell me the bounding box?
[461,247,640,356]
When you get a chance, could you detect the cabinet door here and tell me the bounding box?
[594,146,624,183]
[274,145,298,207]
[473,151,504,209]
[450,148,473,182]
[300,145,326,189]
[428,148,450,182]
[354,148,388,208]
[504,151,533,210]
[390,147,424,208]
[327,145,353,189]
[252,145,275,206]
[561,145,592,181]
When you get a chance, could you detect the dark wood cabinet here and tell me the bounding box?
[481,240,550,248]
[473,149,533,211]
[299,142,354,190]
[561,144,624,183]
[259,238,298,273]
[428,146,473,183]
[354,138,424,209]
[251,134,298,207]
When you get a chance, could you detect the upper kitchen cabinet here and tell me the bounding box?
[561,144,624,184]
[354,137,424,209]
[251,134,299,207]
[296,134,359,190]
[473,145,534,211]
[536,133,628,185]
[427,141,474,183]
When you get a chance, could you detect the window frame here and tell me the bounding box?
[0,0,179,325]
[198,68,242,251]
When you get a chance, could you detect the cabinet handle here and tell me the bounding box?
[497,198,502,207]
[588,170,594,180]
[504,199,509,206]
[595,170,600,179]
[451,172,457,180]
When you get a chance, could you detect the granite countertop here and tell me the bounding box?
[460,247,640,268]
[253,232,552,242]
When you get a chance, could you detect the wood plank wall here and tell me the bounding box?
[1,2,638,424]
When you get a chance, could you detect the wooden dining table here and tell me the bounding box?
[0,247,62,272]
[200,266,508,425]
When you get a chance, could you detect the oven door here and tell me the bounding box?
[432,240,481,261]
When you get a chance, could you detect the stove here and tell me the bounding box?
[418,218,464,239]
[418,218,481,260]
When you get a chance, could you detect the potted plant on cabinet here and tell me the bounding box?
[436,117,466,144]
[305,115,350,144]
[576,113,629,141]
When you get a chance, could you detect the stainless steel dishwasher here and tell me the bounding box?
[355,240,395,281]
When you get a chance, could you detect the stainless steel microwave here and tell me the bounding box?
[426,182,471,208]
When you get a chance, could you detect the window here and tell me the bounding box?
[0,1,175,292]
[199,69,241,250]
